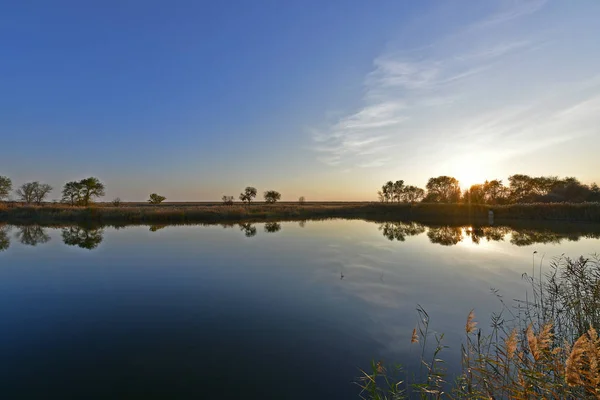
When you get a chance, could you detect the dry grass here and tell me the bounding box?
[2,202,600,225]
[358,256,600,399]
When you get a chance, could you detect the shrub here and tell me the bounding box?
[148,193,166,204]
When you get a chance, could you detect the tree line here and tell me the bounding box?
[378,175,600,204]
[0,175,296,205]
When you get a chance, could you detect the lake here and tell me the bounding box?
[1,220,599,399]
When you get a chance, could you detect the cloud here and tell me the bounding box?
[311,0,600,178]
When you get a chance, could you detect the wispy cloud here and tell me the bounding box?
[311,0,600,178]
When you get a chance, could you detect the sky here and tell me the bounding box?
[1,0,599,201]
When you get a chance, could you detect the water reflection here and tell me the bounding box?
[0,225,10,252]
[427,226,463,246]
[15,225,50,246]
[239,223,257,237]
[378,222,425,241]
[61,227,104,250]
[465,226,511,244]
[264,222,281,233]
[3,220,600,251]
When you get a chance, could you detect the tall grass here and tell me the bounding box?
[358,255,600,399]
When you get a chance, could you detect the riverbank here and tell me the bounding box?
[2,202,600,225]
[2,202,600,224]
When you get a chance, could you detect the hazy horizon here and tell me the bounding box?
[2,0,600,202]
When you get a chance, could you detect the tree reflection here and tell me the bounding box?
[378,222,425,241]
[149,225,167,232]
[264,222,281,233]
[0,225,10,252]
[15,226,51,246]
[510,230,564,247]
[427,226,463,246]
[239,223,257,237]
[298,220,306,228]
[62,227,104,250]
[466,226,511,244]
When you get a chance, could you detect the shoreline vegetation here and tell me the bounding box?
[359,255,600,399]
[2,202,600,225]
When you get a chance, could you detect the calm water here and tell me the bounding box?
[1,220,599,399]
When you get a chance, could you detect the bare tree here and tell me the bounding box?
[264,190,281,204]
[112,197,122,207]
[16,182,51,204]
[299,196,306,205]
[33,183,52,205]
[222,195,234,205]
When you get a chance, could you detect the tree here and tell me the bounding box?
[33,183,52,205]
[62,181,83,205]
[299,196,306,205]
[401,185,425,203]
[239,187,257,204]
[79,177,105,206]
[222,195,234,205]
[378,181,394,202]
[15,182,51,204]
[264,190,281,204]
[112,197,122,207]
[424,176,461,203]
[464,184,486,204]
[148,193,166,204]
[0,176,12,201]
[392,180,405,202]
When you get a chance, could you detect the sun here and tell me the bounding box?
[451,160,488,190]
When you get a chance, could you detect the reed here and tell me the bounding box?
[358,255,600,399]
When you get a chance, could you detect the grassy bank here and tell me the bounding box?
[1,202,600,225]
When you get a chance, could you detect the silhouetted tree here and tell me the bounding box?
[62,181,83,205]
[78,177,105,206]
[401,185,425,203]
[264,190,281,204]
[299,196,306,205]
[148,193,166,204]
[16,182,52,205]
[239,187,257,204]
[378,181,394,202]
[0,176,12,201]
[264,222,281,233]
[15,225,50,246]
[424,176,461,203]
[392,180,405,202]
[112,197,122,207]
[222,195,234,205]
[239,223,257,237]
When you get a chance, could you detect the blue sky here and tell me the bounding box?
[1,0,599,201]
